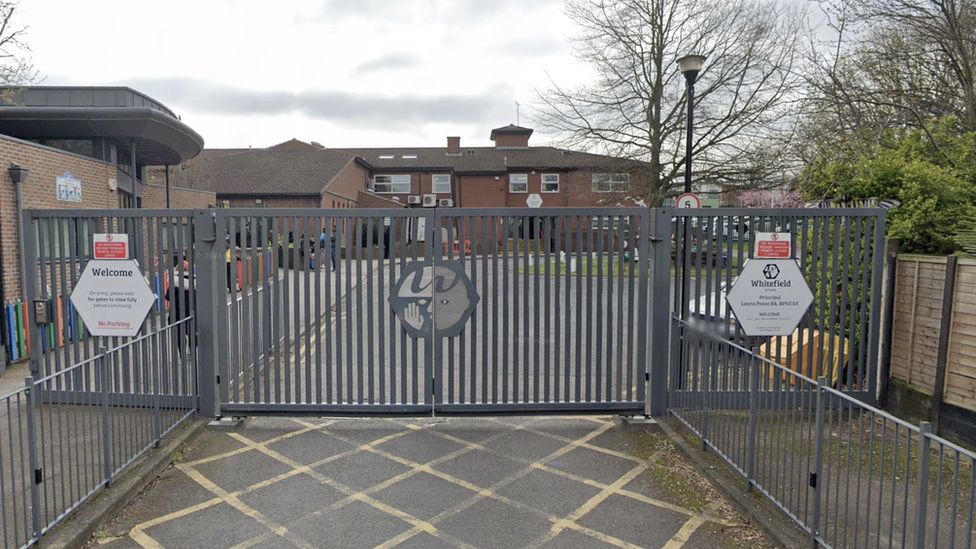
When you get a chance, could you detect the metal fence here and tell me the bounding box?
[0,319,195,549]
[202,208,650,415]
[21,210,197,380]
[667,208,886,401]
[671,318,976,549]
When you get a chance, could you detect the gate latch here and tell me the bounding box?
[808,472,817,488]
[34,468,43,485]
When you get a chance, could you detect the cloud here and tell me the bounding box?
[495,35,566,57]
[352,53,421,76]
[126,77,512,128]
[297,0,562,23]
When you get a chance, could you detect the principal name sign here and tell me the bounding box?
[725,259,813,336]
[69,259,155,337]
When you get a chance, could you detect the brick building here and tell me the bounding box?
[163,124,649,212]
[0,86,209,359]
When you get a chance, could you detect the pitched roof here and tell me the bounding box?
[335,146,645,173]
[489,124,533,140]
[163,147,356,195]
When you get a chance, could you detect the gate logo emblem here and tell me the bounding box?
[390,260,479,338]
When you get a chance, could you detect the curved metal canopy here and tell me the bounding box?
[0,106,204,165]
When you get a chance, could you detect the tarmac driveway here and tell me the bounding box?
[89,416,769,549]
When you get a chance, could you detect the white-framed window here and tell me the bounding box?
[509,173,528,193]
[542,173,560,193]
[591,173,630,192]
[372,174,411,193]
[432,174,451,194]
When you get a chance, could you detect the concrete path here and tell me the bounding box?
[89,416,770,549]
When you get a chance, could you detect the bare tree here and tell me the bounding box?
[801,0,976,143]
[0,0,35,99]
[534,0,805,205]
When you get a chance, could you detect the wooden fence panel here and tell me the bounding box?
[890,255,976,414]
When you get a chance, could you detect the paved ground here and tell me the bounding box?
[88,416,769,549]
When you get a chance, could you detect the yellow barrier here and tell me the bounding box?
[758,328,848,387]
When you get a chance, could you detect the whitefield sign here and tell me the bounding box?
[69,259,155,337]
[726,259,813,336]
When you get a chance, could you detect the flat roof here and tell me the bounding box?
[0,86,204,164]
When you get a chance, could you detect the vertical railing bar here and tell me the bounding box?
[25,377,41,541]
[594,214,604,403]
[531,215,541,403]
[482,216,490,404]
[366,216,375,405]
[811,375,826,546]
[543,215,552,403]
[913,422,932,549]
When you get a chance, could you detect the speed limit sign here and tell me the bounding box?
[675,192,701,208]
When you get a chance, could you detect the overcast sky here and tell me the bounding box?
[20,0,590,149]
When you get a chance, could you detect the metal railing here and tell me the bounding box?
[670,318,975,548]
[0,318,195,549]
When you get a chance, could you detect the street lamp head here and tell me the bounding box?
[8,163,28,185]
[676,54,706,83]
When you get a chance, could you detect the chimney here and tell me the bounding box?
[446,136,461,155]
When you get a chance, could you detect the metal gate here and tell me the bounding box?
[666,208,886,406]
[196,208,651,416]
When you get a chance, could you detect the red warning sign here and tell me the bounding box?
[93,233,129,259]
[755,232,791,259]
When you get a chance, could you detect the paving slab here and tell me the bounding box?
[88,416,773,548]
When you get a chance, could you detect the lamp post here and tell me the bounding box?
[675,55,704,390]
[9,163,29,292]
[676,54,706,194]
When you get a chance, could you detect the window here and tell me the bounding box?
[591,173,630,193]
[401,154,418,159]
[372,174,411,193]
[509,173,528,193]
[542,173,560,193]
[432,174,451,194]
[378,154,395,159]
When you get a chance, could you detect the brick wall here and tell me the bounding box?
[320,161,368,207]
[142,182,215,209]
[0,135,119,300]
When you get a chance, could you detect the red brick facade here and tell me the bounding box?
[363,169,645,210]
[0,134,216,301]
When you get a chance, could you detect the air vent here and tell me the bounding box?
[422,194,437,207]
[407,195,422,205]
[438,198,454,207]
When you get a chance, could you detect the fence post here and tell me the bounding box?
[746,354,759,491]
[932,256,957,434]
[24,376,42,540]
[153,328,162,448]
[192,209,219,418]
[810,375,827,548]
[648,208,671,416]
[913,421,932,549]
[98,347,112,486]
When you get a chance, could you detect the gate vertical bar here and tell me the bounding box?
[867,212,886,398]
[648,208,670,416]
[193,209,219,417]
[21,210,40,377]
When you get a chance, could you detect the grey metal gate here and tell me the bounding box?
[666,208,887,405]
[196,207,651,416]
